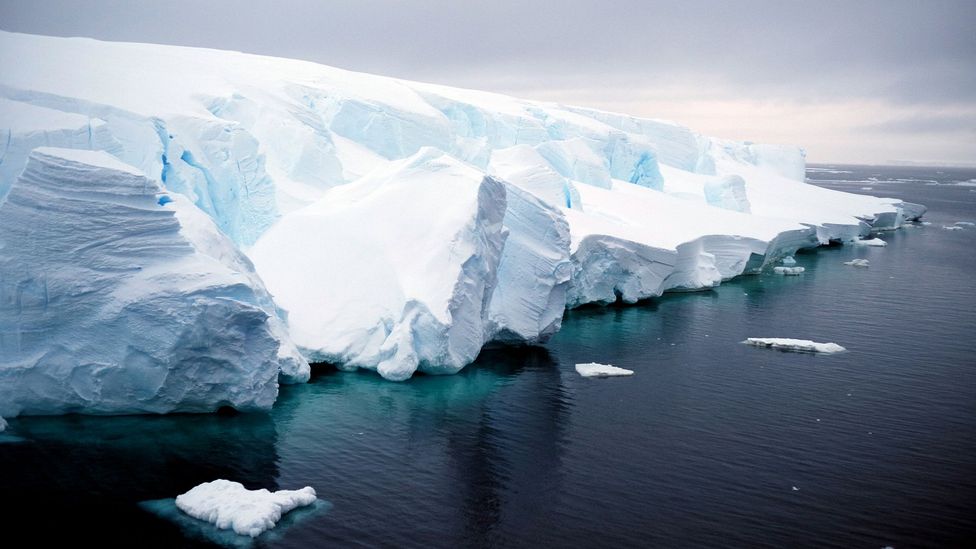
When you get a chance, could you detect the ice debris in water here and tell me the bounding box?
[854,238,887,247]
[0,416,6,432]
[175,479,317,538]
[780,256,797,267]
[744,338,846,354]
[773,266,805,275]
[575,363,634,377]
[954,221,975,226]
[843,259,870,267]
[943,225,964,231]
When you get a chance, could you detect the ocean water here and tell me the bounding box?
[2,165,974,548]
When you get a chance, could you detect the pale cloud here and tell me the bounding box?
[1,0,974,164]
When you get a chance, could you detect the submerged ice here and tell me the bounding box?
[0,31,928,408]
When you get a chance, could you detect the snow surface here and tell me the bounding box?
[744,338,846,354]
[175,480,317,538]
[0,148,307,417]
[0,31,929,395]
[575,363,635,377]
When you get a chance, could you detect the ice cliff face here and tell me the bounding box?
[0,148,307,417]
[0,31,927,398]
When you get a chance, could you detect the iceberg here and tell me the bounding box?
[0,30,928,393]
[854,238,887,247]
[175,480,317,538]
[0,148,307,417]
[575,363,635,377]
[744,338,846,354]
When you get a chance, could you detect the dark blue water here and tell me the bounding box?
[2,165,975,548]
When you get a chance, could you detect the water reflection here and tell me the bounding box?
[0,413,279,547]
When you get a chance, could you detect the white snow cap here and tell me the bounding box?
[175,480,317,538]
[575,363,635,377]
[744,338,846,354]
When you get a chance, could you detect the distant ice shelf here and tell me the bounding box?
[744,338,846,354]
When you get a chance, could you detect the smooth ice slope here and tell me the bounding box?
[250,150,507,381]
[0,149,307,417]
[176,480,317,538]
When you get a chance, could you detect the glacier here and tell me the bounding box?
[0,31,929,411]
[0,148,308,417]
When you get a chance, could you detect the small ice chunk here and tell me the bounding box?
[792,486,799,491]
[575,362,634,377]
[843,259,870,267]
[943,225,964,231]
[854,238,886,247]
[861,186,873,190]
[175,479,317,538]
[773,266,805,275]
[954,221,975,226]
[744,338,846,354]
[781,255,797,267]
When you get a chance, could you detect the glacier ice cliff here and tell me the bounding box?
[0,30,928,403]
[0,148,307,417]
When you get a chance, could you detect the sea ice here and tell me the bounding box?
[843,259,870,267]
[744,338,846,354]
[854,238,887,246]
[781,256,797,266]
[575,363,635,377]
[176,480,317,538]
[773,266,805,275]
[943,225,964,231]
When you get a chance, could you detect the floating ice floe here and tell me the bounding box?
[953,221,974,226]
[744,338,846,354]
[773,266,805,275]
[943,225,964,231]
[843,259,870,268]
[575,363,634,377]
[854,238,887,247]
[175,480,317,538]
[780,256,797,266]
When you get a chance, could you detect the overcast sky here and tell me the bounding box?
[2,0,974,164]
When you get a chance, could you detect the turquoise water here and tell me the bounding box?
[2,165,974,547]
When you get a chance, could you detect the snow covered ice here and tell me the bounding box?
[176,480,317,538]
[0,31,930,406]
[744,338,846,354]
[575,363,635,377]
